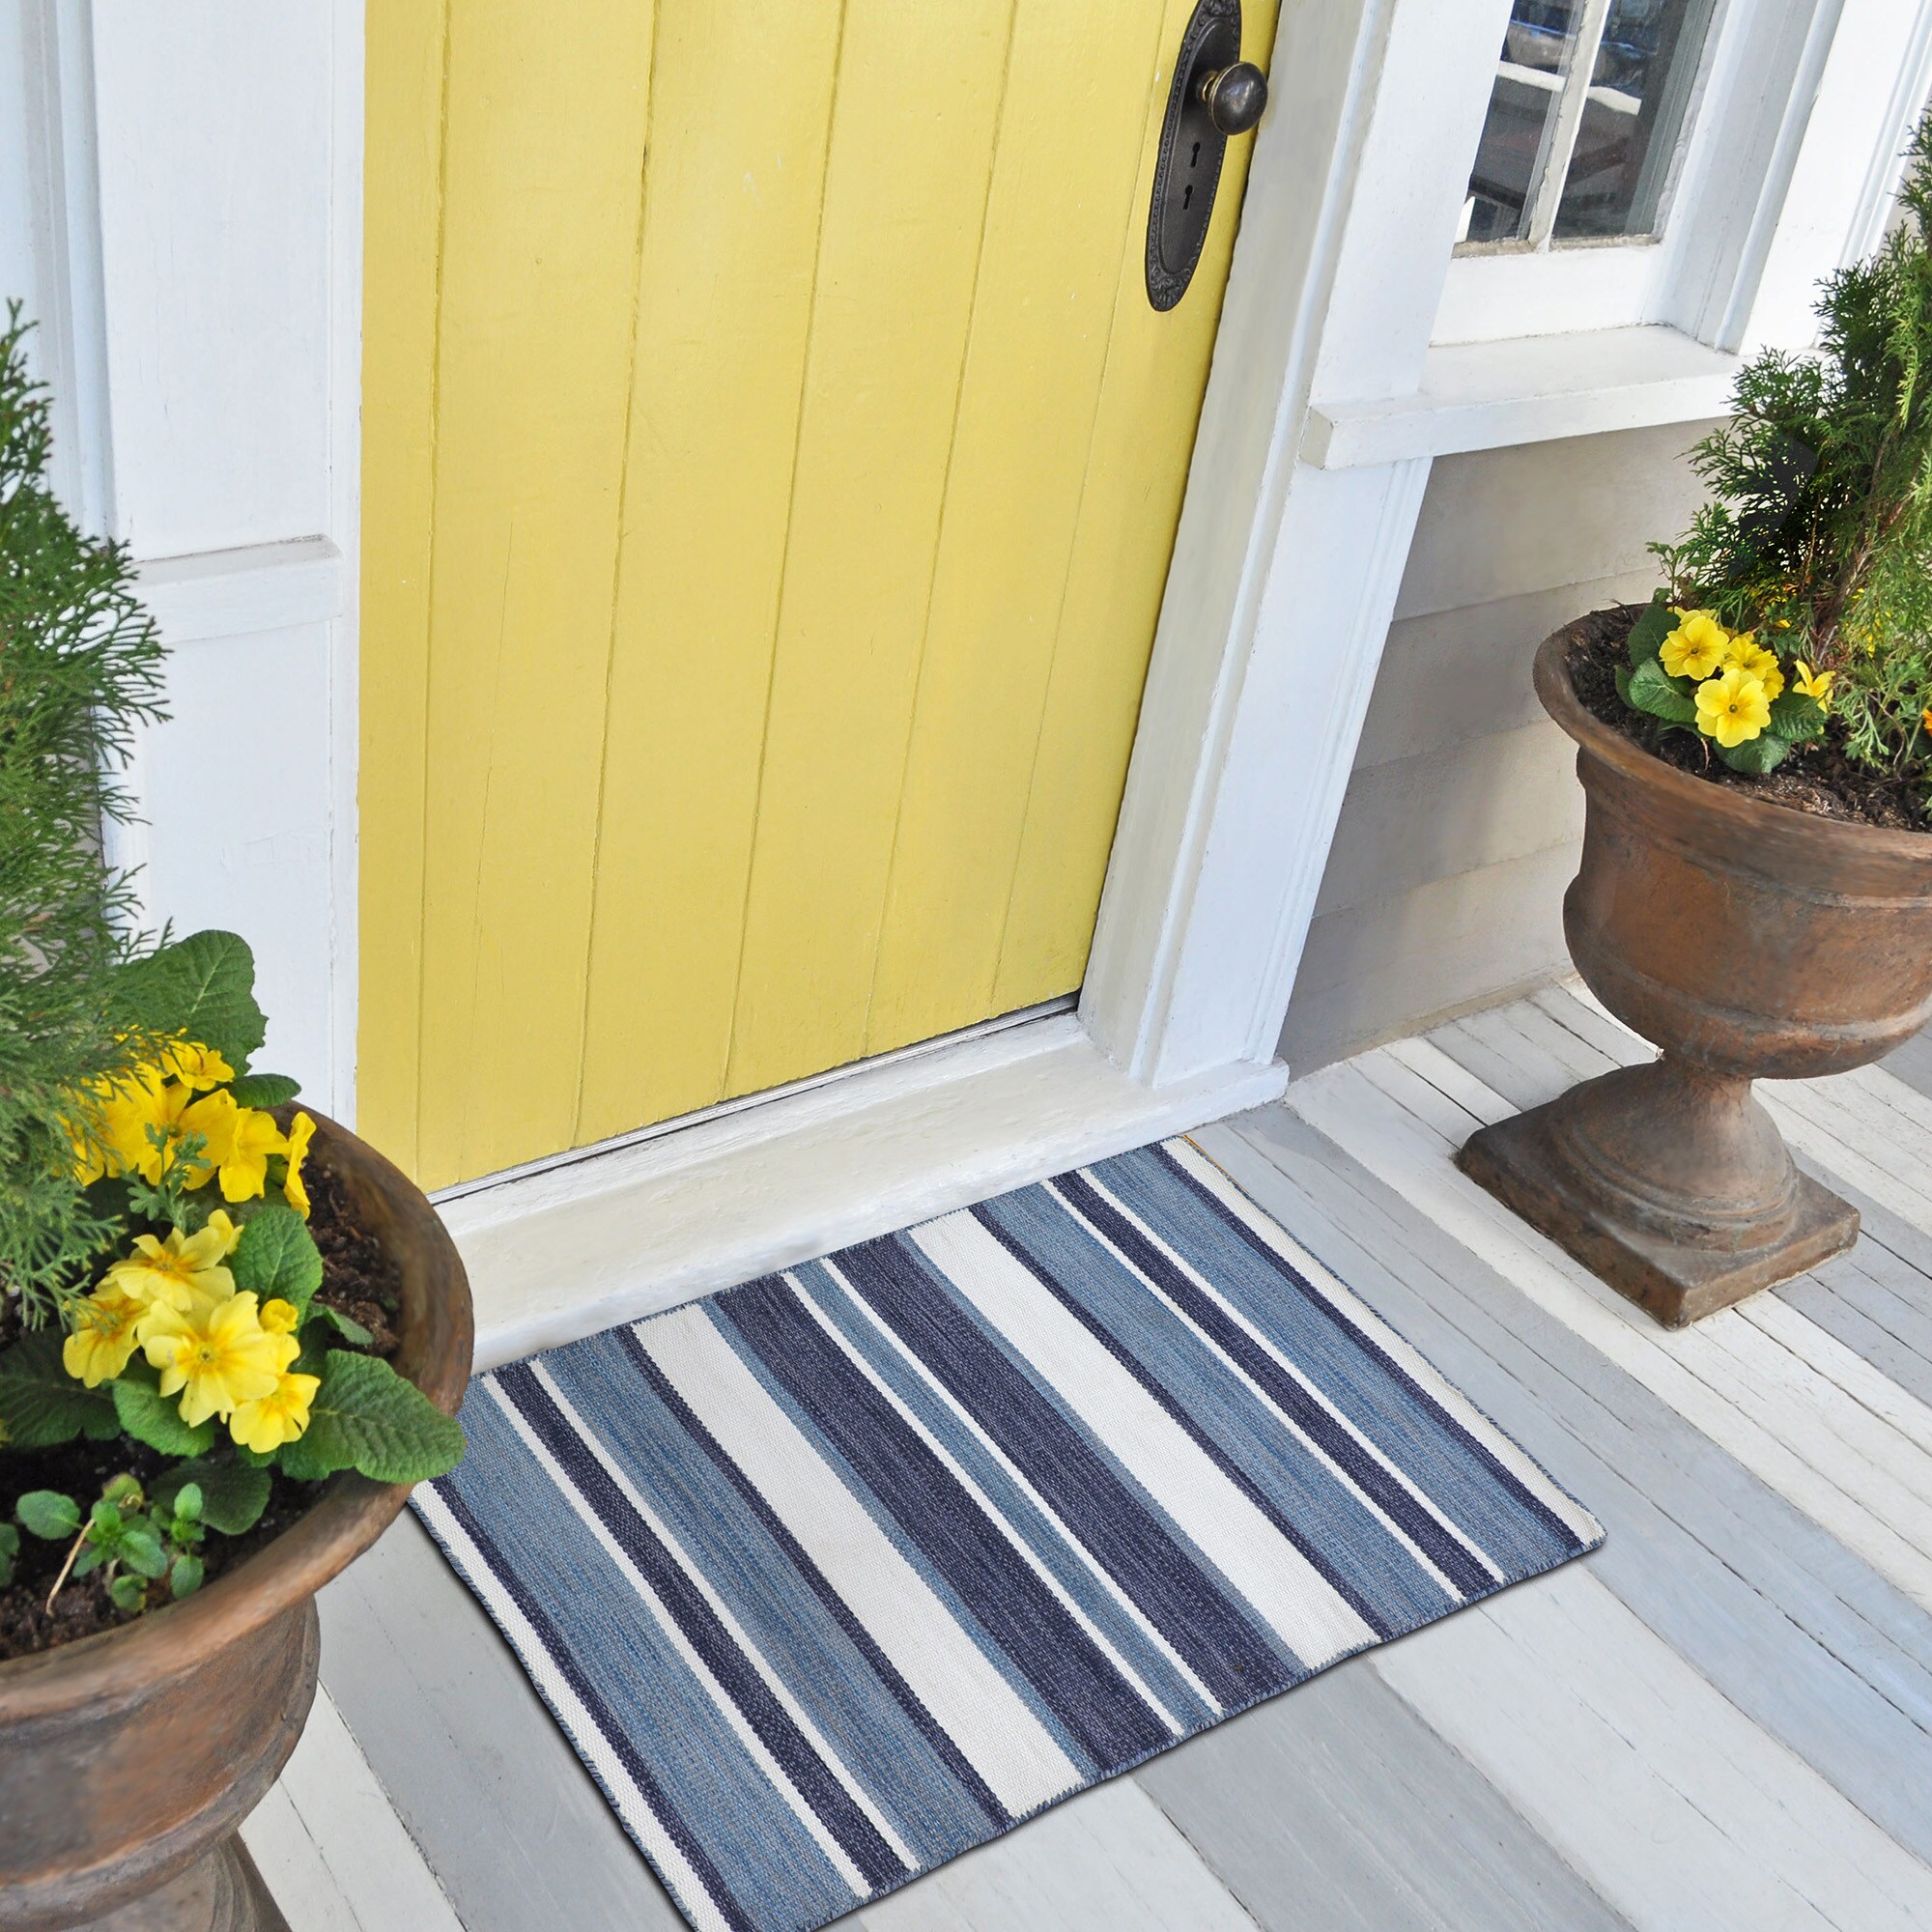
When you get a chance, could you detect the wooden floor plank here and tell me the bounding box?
[1201,1113,1932,1861]
[1134,1651,1632,1932]
[1886,1030,1932,1102]
[1374,1565,1932,1932]
[851,1779,1257,1932]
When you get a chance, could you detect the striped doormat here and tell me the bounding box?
[417,1138,1602,1932]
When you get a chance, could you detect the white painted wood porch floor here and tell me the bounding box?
[249,982,1932,1930]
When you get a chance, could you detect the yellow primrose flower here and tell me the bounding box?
[64,1065,189,1185]
[62,1285,147,1387]
[229,1367,321,1454]
[102,1210,242,1322]
[1695,668,1773,748]
[282,1111,316,1220]
[159,1038,235,1092]
[143,1292,298,1427]
[260,1297,300,1335]
[1792,660,1834,707]
[1720,632,1785,699]
[1660,609,1730,681]
[180,1090,289,1203]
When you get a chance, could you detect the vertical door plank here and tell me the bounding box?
[863,0,1173,1058]
[724,0,1019,1099]
[358,0,449,1173]
[576,0,846,1148]
[994,0,1280,1013]
[413,0,656,1186]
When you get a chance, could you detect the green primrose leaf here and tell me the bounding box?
[117,929,268,1072]
[228,1072,301,1109]
[1628,657,1700,724]
[116,1522,170,1578]
[1626,595,1674,667]
[1718,731,1791,776]
[0,1332,120,1446]
[275,1350,465,1485]
[153,1456,271,1535]
[310,1303,373,1348]
[112,1375,217,1458]
[109,1573,148,1612]
[170,1551,205,1598]
[15,1490,81,1539]
[172,1482,204,1523]
[231,1204,325,1320]
[90,1498,125,1541]
[1768,690,1828,741]
[1614,665,1634,706]
[72,1544,102,1577]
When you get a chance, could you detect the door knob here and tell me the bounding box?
[1146,1,1265,312]
[1201,62,1267,137]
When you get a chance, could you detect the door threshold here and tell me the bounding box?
[445,1011,1287,1371]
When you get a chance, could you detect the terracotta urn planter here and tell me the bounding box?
[0,1117,472,1931]
[1458,621,1932,1326]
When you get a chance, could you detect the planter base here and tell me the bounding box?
[74,1838,287,1932]
[1457,1055,1861,1326]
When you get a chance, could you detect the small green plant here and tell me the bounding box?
[1623,111,1932,816]
[0,306,170,1321]
[0,308,462,1644]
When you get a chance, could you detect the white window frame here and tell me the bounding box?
[1437,0,1856,349]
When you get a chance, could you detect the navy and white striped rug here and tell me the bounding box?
[418,1138,1602,1932]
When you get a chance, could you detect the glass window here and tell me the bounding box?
[1458,0,1717,253]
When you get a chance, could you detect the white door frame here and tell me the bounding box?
[9,0,1928,1363]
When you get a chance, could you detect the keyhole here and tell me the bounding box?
[1190,140,1201,168]
[1182,184,1194,209]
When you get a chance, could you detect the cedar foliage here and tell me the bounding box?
[1657,114,1932,814]
[0,307,168,1322]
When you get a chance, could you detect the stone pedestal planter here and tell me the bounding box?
[1459,622,1932,1326]
[0,1118,472,1931]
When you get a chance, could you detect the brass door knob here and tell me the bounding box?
[1200,62,1267,136]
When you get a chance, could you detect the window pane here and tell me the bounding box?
[1461,3,1596,247]
[1553,0,1714,241]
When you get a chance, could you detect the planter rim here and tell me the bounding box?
[0,1112,470,1717]
[1535,623,1932,867]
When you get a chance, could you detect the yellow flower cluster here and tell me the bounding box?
[62,1213,320,1451]
[1660,609,1832,749]
[65,1037,315,1218]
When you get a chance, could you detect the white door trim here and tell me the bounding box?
[11,0,1929,1353]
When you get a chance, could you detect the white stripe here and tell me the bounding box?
[526,1361,919,1872]
[1058,1167,1498,1598]
[637,1302,1085,1818]
[482,1380,873,1900]
[820,1259,1226,1718]
[412,1486,736,1932]
[796,1266,1190,1734]
[910,1211,1378,1667]
[1168,1136,1603,1546]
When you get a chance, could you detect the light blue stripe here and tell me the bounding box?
[540,1327,995,1867]
[792,1257,1230,1724]
[702,1291,1099,1778]
[1100,1145,1578,1575]
[444,1383,860,1932]
[982,1186,1461,1627]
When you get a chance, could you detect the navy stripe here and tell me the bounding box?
[718,1274,1173,1772]
[611,1322,1012,1834]
[838,1234,1291,1710]
[968,1202,1395,1641]
[1148,1143,1582,1551]
[430,1483,755,1932]
[1053,1171,1497,1599]
[495,1364,905,1893]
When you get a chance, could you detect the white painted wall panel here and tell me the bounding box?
[90,4,332,555]
[137,625,335,1098]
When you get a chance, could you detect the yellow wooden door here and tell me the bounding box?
[361,0,1277,1189]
